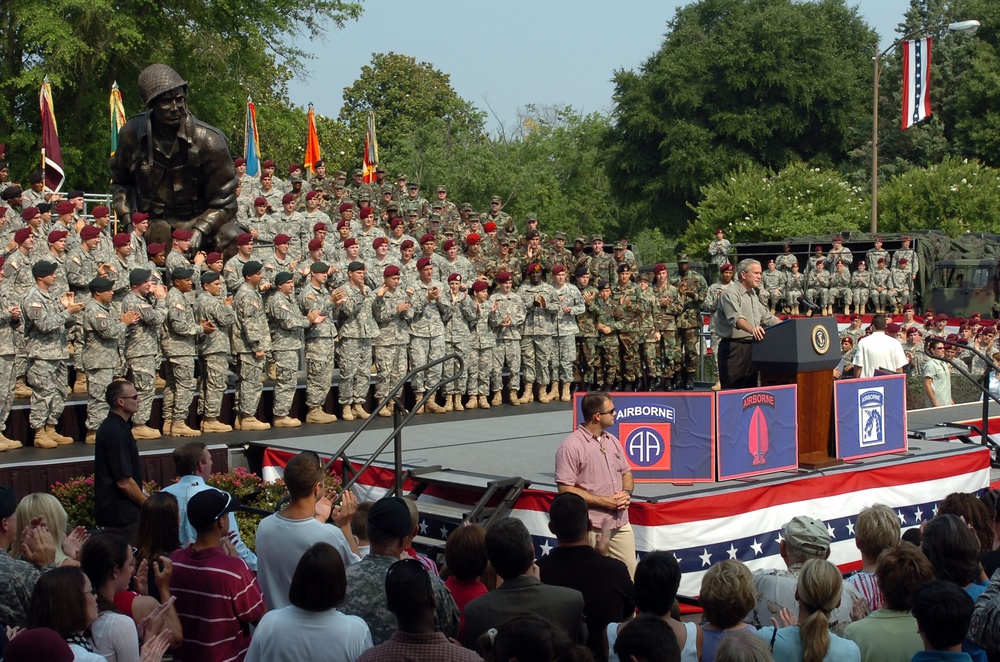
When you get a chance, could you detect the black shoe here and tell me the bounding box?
[684,376,695,391]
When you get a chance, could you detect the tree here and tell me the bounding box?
[338,52,486,159]
[603,0,877,235]
[0,0,362,191]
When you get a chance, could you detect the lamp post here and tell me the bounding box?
[870,20,980,234]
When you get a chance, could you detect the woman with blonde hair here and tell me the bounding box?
[755,559,860,662]
[13,492,86,566]
[700,560,758,662]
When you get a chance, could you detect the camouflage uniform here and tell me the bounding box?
[371,286,413,404]
[21,284,74,430]
[196,289,236,419]
[0,550,46,628]
[443,292,475,399]
[784,270,806,311]
[231,281,271,417]
[889,267,912,312]
[828,245,853,268]
[0,288,18,440]
[636,283,660,386]
[4,250,35,386]
[122,290,167,426]
[869,266,892,312]
[265,289,309,418]
[489,289,527,393]
[223,254,253,294]
[165,248,198,282]
[828,266,852,313]
[708,237,731,267]
[162,287,205,427]
[466,295,496,399]
[520,280,559,389]
[671,269,707,380]
[760,268,786,311]
[775,251,798,273]
[298,282,339,410]
[593,293,625,388]
[892,247,918,278]
[703,279,728,381]
[806,268,831,308]
[866,248,890,272]
[66,245,105,377]
[336,283,378,408]
[552,283,585,384]
[589,251,617,285]
[612,280,643,384]
[575,284,600,385]
[342,553,460,645]
[652,280,683,382]
[409,278,451,394]
[81,298,127,432]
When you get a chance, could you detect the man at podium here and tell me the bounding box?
[713,258,780,389]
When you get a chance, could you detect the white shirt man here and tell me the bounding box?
[853,314,908,378]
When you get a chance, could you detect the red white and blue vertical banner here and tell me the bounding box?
[717,385,798,480]
[902,37,933,131]
[244,98,261,177]
[835,373,908,460]
[572,392,715,482]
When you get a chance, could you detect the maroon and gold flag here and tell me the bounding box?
[39,78,65,192]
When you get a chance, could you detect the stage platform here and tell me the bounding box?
[2,393,997,595]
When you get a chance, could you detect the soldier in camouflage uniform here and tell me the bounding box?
[708,229,732,267]
[866,238,889,275]
[593,279,625,389]
[224,233,256,294]
[671,254,707,389]
[889,258,912,313]
[22,261,84,447]
[409,257,451,413]
[828,237,853,269]
[588,236,617,284]
[573,269,600,389]
[465,280,496,409]
[484,195,514,236]
[703,264,734,389]
[869,258,892,314]
[336,262,379,421]
[651,264,683,390]
[121,268,167,439]
[775,242,798,274]
[829,260,853,315]
[195,272,235,433]
[550,265,584,401]
[760,259,786,314]
[372,265,413,417]
[519,263,559,403]
[0,260,20,449]
[850,261,871,315]
[485,238,522,288]
[81,277,137,444]
[489,272,527,405]
[162,268,214,437]
[443,274,474,411]
[636,272,661,391]
[231,261,271,431]
[806,260,832,315]
[6,228,37,399]
[298,262,342,424]
[892,236,918,282]
[265,272,310,428]
[433,186,459,224]
[612,264,643,390]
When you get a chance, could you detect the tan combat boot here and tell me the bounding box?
[14,378,31,399]
[464,395,478,410]
[508,389,521,406]
[353,403,370,420]
[202,417,233,433]
[426,395,446,414]
[72,372,87,394]
[238,415,270,431]
[548,382,560,400]
[479,395,491,409]
[273,416,302,428]
[155,374,166,389]
[32,428,57,449]
[305,407,337,424]
[0,433,22,450]
[453,394,464,411]
[378,401,393,418]
[171,421,202,437]
[489,391,502,407]
[85,430,97,445]
[413,393,426,414]
[132,424,161,440]
[521,386,534,404]
[537,383,552,404]
[561,383,571,402]
[443,394,454,412]
[45,425,74,445]
[162,418,173,435]
[341,405,355,422]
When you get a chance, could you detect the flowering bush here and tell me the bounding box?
[51,475,159,530]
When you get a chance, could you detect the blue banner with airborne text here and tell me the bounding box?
[716,384,799,480]
[835,373,908,460]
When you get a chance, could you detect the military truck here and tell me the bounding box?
[733,231,1000,318]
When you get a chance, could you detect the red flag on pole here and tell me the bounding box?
[304,103,321,174]
[362,111,378,184]
[39,77,66,192]
[902,37,932,131]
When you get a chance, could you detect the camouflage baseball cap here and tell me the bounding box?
[676,253,691,263]
[436,185,447,193]
[590,234,603,243]
[614,241,628,250]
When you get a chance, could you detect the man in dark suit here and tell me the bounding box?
[537,492,635,661]
[463,518,587,649]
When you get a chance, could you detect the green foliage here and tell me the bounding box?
[877,156,1000,235]
[50,475,158,530]
[0,0,362,191]
[604,0,877,235]
[682,163,868,256]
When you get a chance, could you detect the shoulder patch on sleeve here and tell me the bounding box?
[96,313,108,319]
[279,303,289,311]
[71,256,81,265]
[306,293,316,301]
[174,303,185,311]
[29,301,42,308]
[140,303,151,309]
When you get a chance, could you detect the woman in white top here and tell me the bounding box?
[25,566,113,662]
[246,541,373,662]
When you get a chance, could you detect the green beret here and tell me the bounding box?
[347,261,366,272]
[172,267,194,281]
[31,261,57,278]
[89,276,115,293]
[310,261,329,273]
[200,271,221,285]
[129,268,152,286]
[242,261,263,277]
[274,271,294,286]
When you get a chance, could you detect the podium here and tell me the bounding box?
[753,317,842,469]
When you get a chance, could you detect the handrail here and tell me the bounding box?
[923,337,1000,462]
[323,352,464,497]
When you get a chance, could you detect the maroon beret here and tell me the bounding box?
[92,205,110,218]
[262,159,276,168]
[472,280,489,293]
[305,190,320,200]
[235,232,254,246]
[308,238,323,252]
[416,257,432,270]
[273,233,291,246]
[80,225,101,241]
[373,237,387,249]
[343,237,357,248]
[22,207,38,221]
[390,218,402,229]
[313,222,327,232]
[13,228,32,244]
[254,197,267,207]
[359,207,373,219]
[442,240,455,251]
[55,201,75,215]
[496,271,512,283]
[551,265,566,274]
[383,265,400,278]
[400,239,414,250]
[466,233,481,245]
[131,212,149,224]
[234,157,246,167]
[172,228,193,241]
[281,193,296,204]
[112,232,131,247]
[420,233,436,245]
[447,273,462,282]
[338,203,353,213]
[204,250,221,263]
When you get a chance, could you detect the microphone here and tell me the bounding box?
[798,296,821,313]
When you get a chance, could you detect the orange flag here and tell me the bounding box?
[304,103,321,174]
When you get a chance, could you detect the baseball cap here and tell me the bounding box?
[187,488,241,531]
[782,515,831,557]
[367,496,413,537]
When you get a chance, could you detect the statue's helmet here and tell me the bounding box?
[137,64,188,108]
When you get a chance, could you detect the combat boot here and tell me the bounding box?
[32,428,57,449]
[14,378,30,399]
[378,401,393,418]
[538,383,552,404]
[426,395,446,414]
[521,386,535,404]
[238,415,270,431]
[72,372,87,394]
[273,416,302,428]
[155,374,166,389]
[171,421,202,437]
[202,417,233,433]
[45,425,74,445]
[132,424,161,440]
[464,395,478,410]
[413,393,427,414]
[0,433,22,450]
[508,389,521,406]
[443,394,455,412]
[490,391,502,407]
[353,403,370,420]
[479,395,491,409]
[453,394,464,412]
[561,383,571,402]
[162,418,173,435]
[341,405,356,422]
[306,407,337,424]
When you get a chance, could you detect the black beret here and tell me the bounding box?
[274,271,293,286]
[31,261,57,278]
[367,496,412,537]
[129,268,152,285]
[89,276,115,293]
[242,261,263,277]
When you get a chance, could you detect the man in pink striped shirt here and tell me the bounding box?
[170,488,267,662]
